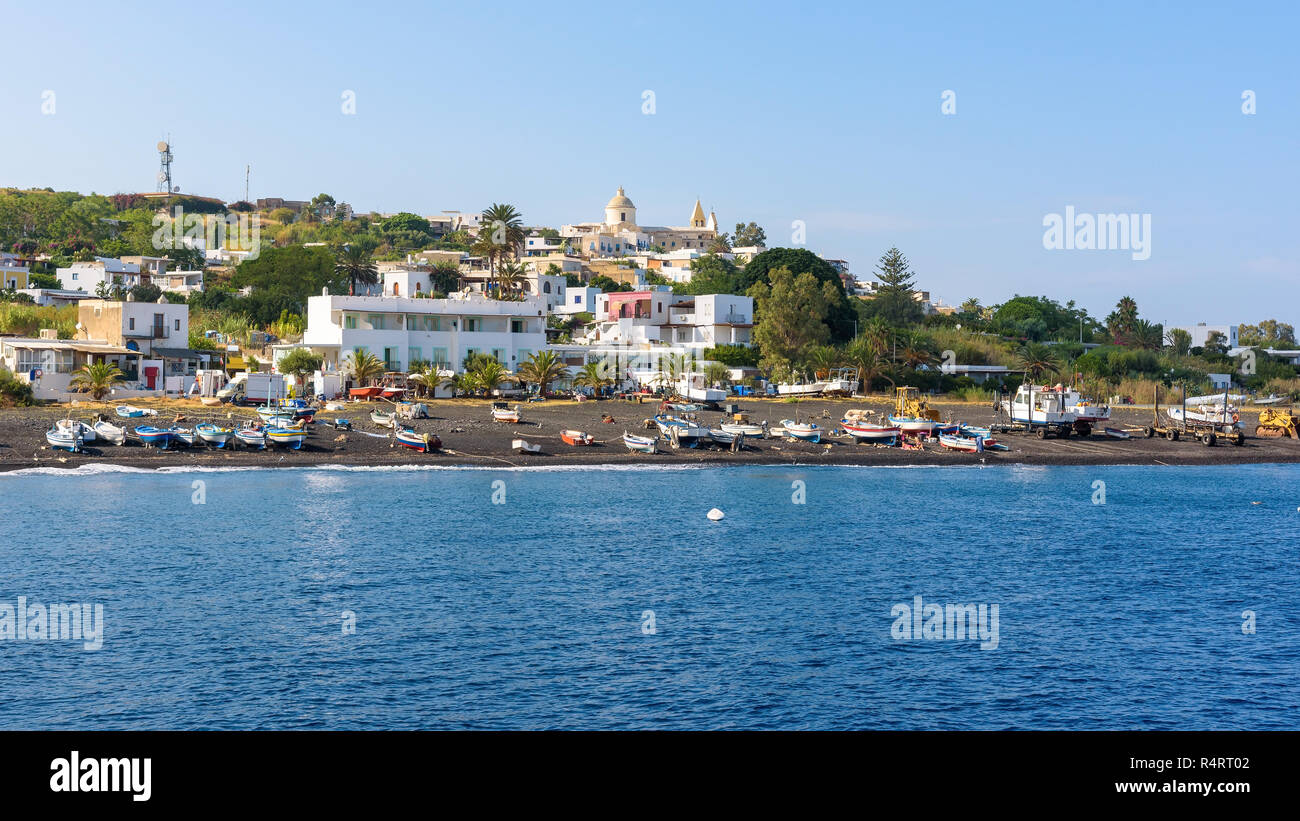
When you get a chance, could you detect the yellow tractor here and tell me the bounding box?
[1255,407,1298,438]
[894,386,941,423]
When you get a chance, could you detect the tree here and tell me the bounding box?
[494,261,526,298]
[1204,330,1229,355]
[707,232,732,254]
[805,344,842,377]
[1165,327,1192,356]
[69,362,124,400]
[335,243,378,295]
[278,348,323,392]
[573,360,614,392]
[129,283,162,303]
[703,361,731,389]
[411,362,445,398]
[896,331,935,369]
[1132,319,1164,351]
[430,261,461,293]
[344,348,385,386]
[739,247,854,342]
[960,297,982,315]
[1106,296,1140,346]
[863,247,924,327]
[479,203,525,271]
[473,359,510,395]
[679,254,741,295]
[1016,343,1063,381]
[1239,320,1296,347]
[380,212,431,236]
[516,350,565,397]
[732,221,766,248]
[844,336,894,393]
[747,267,840,373]
[231,245,340,323]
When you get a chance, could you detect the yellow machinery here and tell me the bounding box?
[1255,407,1297,438]
[894,386,940,422]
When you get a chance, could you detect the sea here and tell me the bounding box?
[1,462,1297,730]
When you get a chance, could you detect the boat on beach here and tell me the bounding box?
[394,427,439,453]
[173,428,196,447]
[134,426,174,448]
[235,425,268,449]
[841,419,900,443]
[654,414,707,447]
[888,386,943,434]
[266,427,307,449]
[116,405,157,419]
[45,426,84,452]
[780,420,821,442]
[195,423,234,448]
[92,419,126,445]
[719,420,767,437]
[938,432,996,452]
[491,403,521,423]
[560,429,594,446]
[56,418,97,443]
[370,409,396,427]
[623,432,658,453]
[512,438,542,454]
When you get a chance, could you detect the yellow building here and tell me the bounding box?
[562,187,719,256]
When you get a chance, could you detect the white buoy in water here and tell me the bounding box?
[707,508,725,521]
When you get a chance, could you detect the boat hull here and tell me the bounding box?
[623,433,657,453]
[267,429,307,449]
[134,426,174,448]
[842,421,900,442]
[46,430,83,452]
[235,430,267,449]
[195,424,233,448]
[560,430,593,446]
[92,420,126,445]
[888,415,940,434]
[719,422,765,437]
[780,420,821,443]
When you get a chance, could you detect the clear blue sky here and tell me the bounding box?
[2,0,1296,326]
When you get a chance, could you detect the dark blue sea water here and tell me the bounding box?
[1,463,1297,730]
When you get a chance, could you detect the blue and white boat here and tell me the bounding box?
[116,405,157,419]
[45,426,84,452]
[134,426,174,448]
[653,415,707,447]
[195,423,233,448]
[266,427,308,450]
[780,420,821,443]
[235,425,267,449]
[623,432,658,453]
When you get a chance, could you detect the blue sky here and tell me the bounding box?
[2,0,1296,326]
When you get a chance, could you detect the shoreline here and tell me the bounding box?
[4,396,1298,473]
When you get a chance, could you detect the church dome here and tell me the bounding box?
[606,186,635,210]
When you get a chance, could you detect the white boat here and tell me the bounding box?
[1166,405,1242,430]
[623,432,657,453]
[820,367,860,396]
[719,421,766,437]
[841,419,900,443]
[46,427,83,452]
[938,432,995,452]
[776,377,827,397]
[173,428,196,447]
[235,426,267,449]
[267,427,308,449]
[195,423,233,448]
[999,384,1076,427]
[676,373,726,403]
[653,415,707,446]
[370,410,396,427]
[512,438,542,454]
[1062,388,1110,424]
[780,420,821,442]
[115,405,157,419]
[56,418,96,443]
[92,419,126,445]
[491,403,520,423]
[395,427,439,453]
[1104,427,1131,440]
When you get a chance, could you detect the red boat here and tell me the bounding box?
[561,429,594,446]
[349,386,383,399]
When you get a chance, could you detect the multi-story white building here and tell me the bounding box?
[303,291,549,376]
[1169,323,1239,350]
[584,290,753,351]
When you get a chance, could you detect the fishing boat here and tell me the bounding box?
[370,409,396,427]
[560,429,594,446]
[958,424,993,439]
[676,374,726,403]
[490,403,520,423]
[173,428,197,447]
[512,438,542,454]
[394,427,438,453]
[888,386,943,434]
[1166,405,1242,430]
[841,419,900,443]
[266,427,308,449]
[56,418,97,443]
[938,432,996,452]
[45,426,83,452]
[195,423,234,448]
[234,425,268,449]
[92,419,126,445]
[134,426,174,448]
[780,420,821,443]
[256,404,298,425]
[667,402,703,413]
[623,432,658,453]
[820,367,860,396]
[776,372,827,397]
[719,420,766,437]
[349,386,383,399]
[653,414,707,447]
[1104,427,1131,440]
[1063,388,1111,425]
[116,405,157,419]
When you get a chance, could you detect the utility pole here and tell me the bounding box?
[245,165,250,204]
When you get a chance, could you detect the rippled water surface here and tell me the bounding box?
[1,463,1297,729]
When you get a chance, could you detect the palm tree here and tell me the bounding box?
[573,361,614,393]
[441,371,476,398]
[960,297,982,315]
[70,361,124,400]
[516,350,565,397]
[703,361,731,389]
[480,203,526,271]
[657,353,689,388]
[859,317,891,356]
[344,347,385,386]
[411,362,444,398]
[804,345,841,379]
[844,337,894,394]
[1016,343,1063,382]
[335,244,378,295]
[1133,319,1164,351]
[897,332,935,369]
[495,261,527,298]
[707,232,732,254]
[472,359,510,395]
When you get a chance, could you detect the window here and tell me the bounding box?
[345,314,357,329]
[431,347,449,366]
[408,347,422,364]
[573,295,581,304]
[511,320,526,333]
[367,314,385,330]
[71,272,78,280]
[491,348,505,364]
[174,319,181,331]
[465,317,480,332]
[129,318,135,331]
[657,303,662,314]
[543,282,551,294]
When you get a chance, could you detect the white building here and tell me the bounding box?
[556,286,600,316]
[585,290,753,351]
[303,290,549,376]
[1169,323,1239,350]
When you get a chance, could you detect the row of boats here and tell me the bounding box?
[46,416,310,452]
